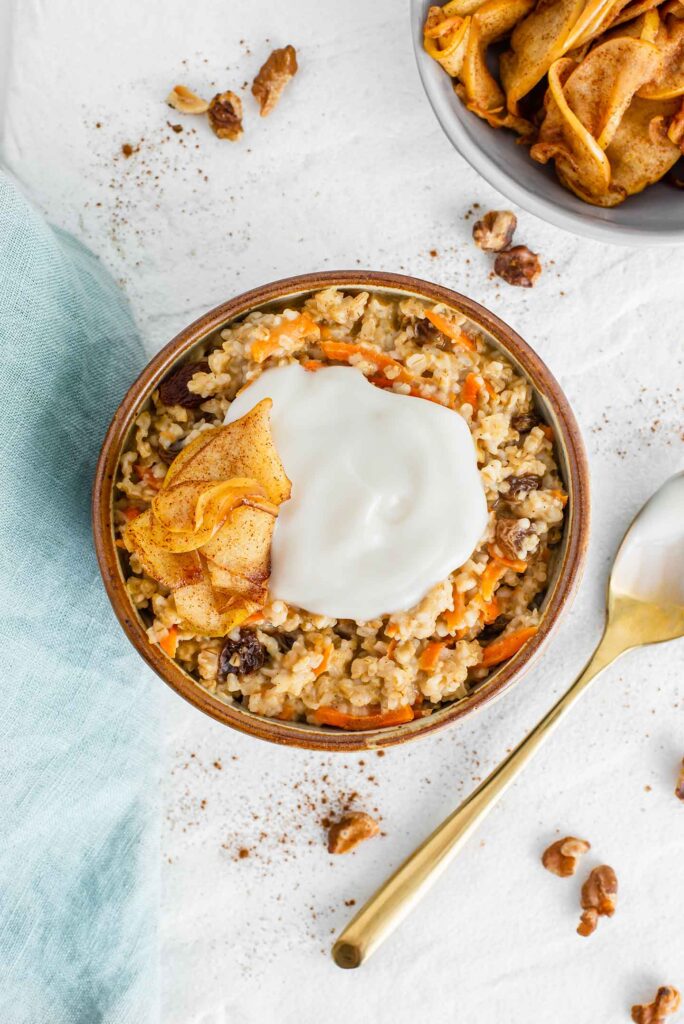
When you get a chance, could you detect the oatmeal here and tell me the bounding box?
[115,287,567,728]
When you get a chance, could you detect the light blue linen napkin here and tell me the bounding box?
[0,173,160,1024]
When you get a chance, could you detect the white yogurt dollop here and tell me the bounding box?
[225,365,487,620]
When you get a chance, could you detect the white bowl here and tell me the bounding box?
[410,0,684,246]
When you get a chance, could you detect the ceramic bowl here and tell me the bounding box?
[410,0,684,247]
[93,271,590,751]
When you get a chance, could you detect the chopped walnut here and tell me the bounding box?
[208,91,243,140]
[675,758,684,801]
[577,865,618,936]
[541,836,591,877]
[252,45,298,117]
[472,210,517,252]
[632,987,682,1024]
[327,812,379,854]
[494,245,542,288]
[494,516,532,562]
[166,84,209,114]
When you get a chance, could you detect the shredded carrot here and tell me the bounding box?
[385,622,398,638]
[159,625,179,658]
[476,594,500,624]
[483,379,497,401]
[443,587,466,634]
[424,309,476,351]
[540,424,554,441]
[386,638,397,661]
[320,340,413,384]
[313,705,414,730]
[277,706,295,721]
[313,643,333,678]
[301,359,324,371]
[460,372,481,410]
[251,313,320,363]
[480,627,538,667]
[550,489,569,507]
[479,561,507,603]
[122,506,142,523]
[486,543,528,572]
[134,465,162,491]
[419,641,447,672]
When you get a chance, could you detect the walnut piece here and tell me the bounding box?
[472,210,517,252]
[494,516,532,562]
[632,987,682,1024]
[675,757,684,800]
[541,836,591,878]
[494,245,542,288]
[252,45,298,116]
[327,812,379,854]
[166,84,209,114]
[208,91,244,141]
[577,865,618,936]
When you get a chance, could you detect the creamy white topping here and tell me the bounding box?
[225,365,487,619]
[612,472,684,606]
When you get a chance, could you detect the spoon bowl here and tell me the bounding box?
[333,471,684,969]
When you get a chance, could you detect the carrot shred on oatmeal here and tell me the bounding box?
[301,359,324,371]
[460,372,481,410]
[159,625,179,658]
[313,705,414,729]
[486,543,528,572]
[313,643,333,677]
[540,424,554,441]
[320,340,413,384]
[479,553,527,603]
[419,641,447,672]
[386,638,397,660]
[480,627,537,666]
[550,489,569,506]
[122,506,142,522]
[134,464,163,490]
[424,309,475,351]
[251,313,320,363]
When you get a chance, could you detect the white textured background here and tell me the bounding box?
[2,1,683,1022]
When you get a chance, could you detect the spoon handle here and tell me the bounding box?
[332,625,628,969]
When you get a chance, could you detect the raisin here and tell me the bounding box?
[158,360,209,409]
[507,474,543,498]
[158,439,186,465]
[218,631,267,679]
[415,318,440,344]
[511,412,540,433]
[479,616,508,642]
[276,633,296,653]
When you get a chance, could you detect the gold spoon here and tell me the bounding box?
[332,471,684,969]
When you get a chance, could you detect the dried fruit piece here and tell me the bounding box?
[208,91,244,141]
[577,865,618,936]
[676,757,684,800]
[415,317,442,344]
[166,85,209,114]
[494,516,532,561]
[327,812,380,854]
[252,45,298,116]
[541,836,591,877]
[511,412,540,433]
[494,245,542,287]
[219,630,267,678]
[472,210,518,251]
[159,361,210,409]
[632,987,682,1024]
[506,473,543,498]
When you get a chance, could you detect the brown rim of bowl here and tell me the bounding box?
[93,270,590,752]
